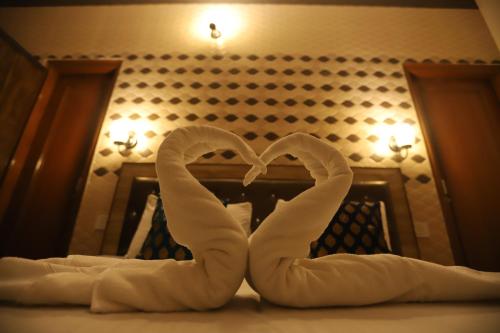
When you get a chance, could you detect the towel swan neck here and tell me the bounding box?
[244,133,352,186]
[159,125,266,171]
[0,126,266,313]
[246,133,500,308]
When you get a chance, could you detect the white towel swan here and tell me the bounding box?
[245,133,500,308]
[0,125,265,312]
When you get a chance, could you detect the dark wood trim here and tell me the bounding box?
[0,29,47,186]
[102,163,419,259]
[0,60,122,233]
[0,71,57,225]
[0,0,478,9]
[102,163,157,255]
[403,63,500,266]
[48,60,123,74]
[0,28,45,72]
[53,60,122,255]
[493,73,500,99]
[404,63,500,79]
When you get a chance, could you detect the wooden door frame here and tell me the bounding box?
[0,60,122,252]
[403,63,500,265]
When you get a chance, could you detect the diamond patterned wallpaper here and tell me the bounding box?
[1,4,499,265]
[45,51,494,265]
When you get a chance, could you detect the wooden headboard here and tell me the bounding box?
[101,163,419,259]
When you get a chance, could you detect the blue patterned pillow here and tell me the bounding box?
[136,197,193,260]
[309,201,391,257]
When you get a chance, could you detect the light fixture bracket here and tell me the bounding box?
[114,134,137,154]
[209,22,221,39]
[388,136,411,160]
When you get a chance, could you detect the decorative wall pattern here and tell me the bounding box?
[2,3,498,265]
[39,51,494,265]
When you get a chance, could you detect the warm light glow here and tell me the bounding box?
[109,119,150,150]
[371,123,416,156]
[372,125,392,156]
[133,120,149,151]
[109,119,134,144]
[193,6,243,42]
[392,123,415,148]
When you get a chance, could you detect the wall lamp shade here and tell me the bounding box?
[388,124,415,159]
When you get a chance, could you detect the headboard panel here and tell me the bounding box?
[102,163,419,259]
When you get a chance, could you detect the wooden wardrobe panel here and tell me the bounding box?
[0,29,46,182]
[0,61,121,259]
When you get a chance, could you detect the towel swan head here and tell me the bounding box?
[243,133,352,186]
[159,126,267,183]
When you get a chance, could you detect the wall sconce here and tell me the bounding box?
[193,6,242,43]
[388,124,415,160]
[209,23,221,39]
[109,120,138,154]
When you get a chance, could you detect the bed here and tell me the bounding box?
[1,291,500,333]
[1,163,499,333]
[101,163,419,257]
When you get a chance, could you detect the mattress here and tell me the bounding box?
[1,281,499,333]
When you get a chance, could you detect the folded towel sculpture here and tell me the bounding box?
[0,126,264,312]
[0,126,499,312]
[244,133,500,307]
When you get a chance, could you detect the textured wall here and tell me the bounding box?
[476,0,500,50]
[1,4,498,264]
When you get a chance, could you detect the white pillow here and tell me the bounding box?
[125,197,254,257]
[378,201,392,251]
[226,202,253,236]
[275,198,391,250]
[125,194,157,258]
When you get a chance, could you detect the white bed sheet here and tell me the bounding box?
[1,281,499,333]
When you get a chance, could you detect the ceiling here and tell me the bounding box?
[0,0,478,9]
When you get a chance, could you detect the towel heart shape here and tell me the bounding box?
[1,125,499,314]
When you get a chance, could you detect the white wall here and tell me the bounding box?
[0,4,498,57]
[476,0,500,51]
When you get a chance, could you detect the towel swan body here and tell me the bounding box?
[246,133,500,307]
[1,128,498,312]
[0,125,265,312]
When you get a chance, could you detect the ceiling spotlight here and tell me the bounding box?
[209,23,221,39]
